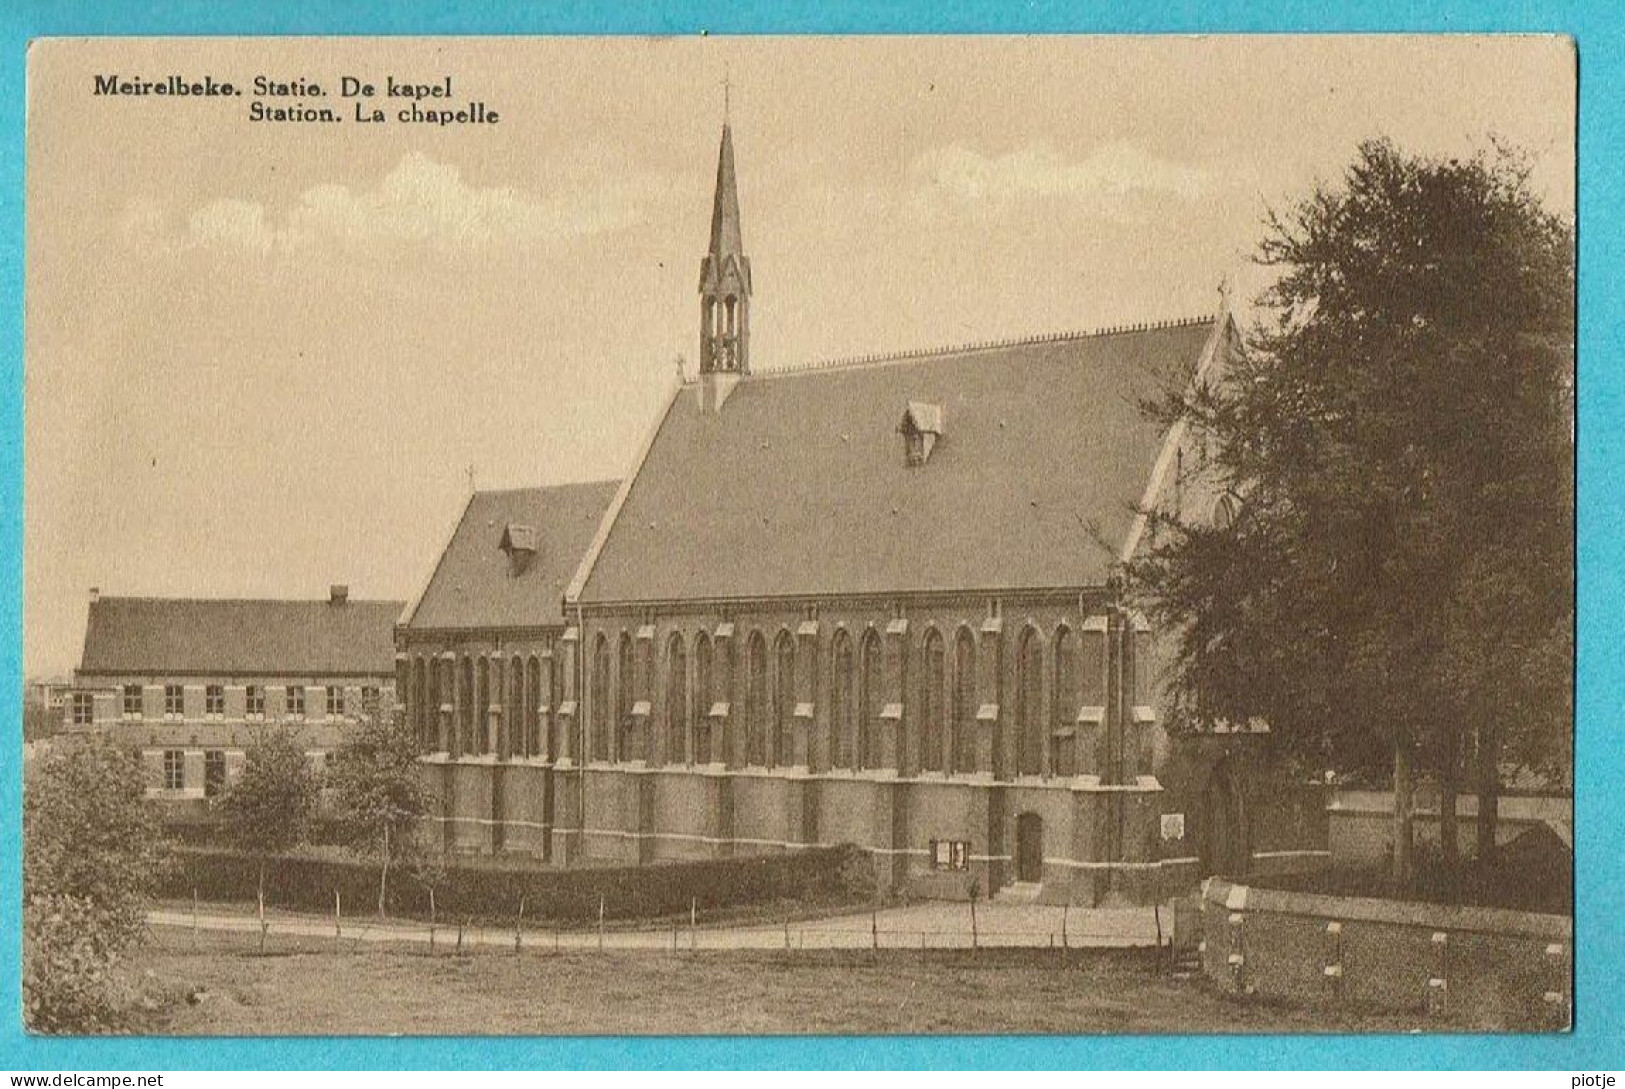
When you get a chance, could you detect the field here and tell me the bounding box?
[128,929,1428,1035]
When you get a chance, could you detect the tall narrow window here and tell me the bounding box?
[920,629,946,773]
[458,657,474,756]
[617,633,636,761]
[508,656,525,759]
[859,629,884,770]
[122,684,142,718]
[474,659,489,755]
[326,684,345,719]
[666,633,689,765]
[206,684,225,718]
[246,685,265,719]
[694,633,714,764]
[71,692,93,727]
[164,685,184,718]
[830,630,854,770]
[287,685,307,719]
[1053,625,1078,777]
[1016,627,1043,777]
[745,632,768,767]
[953,628,978,774]
[163,749,184,791]
[773,631,796,768]
[592,635,611,761]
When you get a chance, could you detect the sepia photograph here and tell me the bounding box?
[21,34,1575,1039]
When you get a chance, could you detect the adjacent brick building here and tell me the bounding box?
[68,586,402,804]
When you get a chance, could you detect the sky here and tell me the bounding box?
[23,35,1575,677]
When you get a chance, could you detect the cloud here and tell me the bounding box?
[171,150,673,256]
[905,140,1212,220]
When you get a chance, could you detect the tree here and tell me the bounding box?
[23,735,166,1032]
[219,726,319,901]
[328,711,438,917]
[1128,138,1573,887]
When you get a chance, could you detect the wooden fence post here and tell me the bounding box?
[1426,931,1449,1018]
[1322,921,1344,999]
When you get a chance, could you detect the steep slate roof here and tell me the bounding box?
[406,481,620,631]
[577,317,1221,604]
[78,597,404,677]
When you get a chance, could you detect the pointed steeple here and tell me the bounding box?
[709,124,744,260]
[699,123,751,377]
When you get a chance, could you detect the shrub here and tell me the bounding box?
[23,736,165,1033]
[162,843,877,923]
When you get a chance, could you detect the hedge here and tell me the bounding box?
[159,844,877,924]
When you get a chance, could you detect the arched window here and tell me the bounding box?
[617,632,636,762]
[1016,626,1044,777]
[830,630,854,770]
[952,628,977,774]
[529,656,549,760]
[773,630,796,768]
[475,657,491,756]
[694,633,714,764]
[745,631,768,766]
[666,633,689,766]
[920,629,946,773]
[545,652,561,761]
[859,628,884,770]
[458,656,475,758]
[591,635,610,761]
[1052,625,1078,778]
[411,657,428,750]
[508,655,525,759]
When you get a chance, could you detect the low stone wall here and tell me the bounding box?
[1197,878,1571,1030]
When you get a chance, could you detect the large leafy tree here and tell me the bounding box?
[328,710,438,917]
[23,736,166,1031]
[1129,138,1573,883]
[219,725,320,899]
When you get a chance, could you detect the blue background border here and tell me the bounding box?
[0,0,1615,1071]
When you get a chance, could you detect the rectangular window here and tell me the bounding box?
[203,750,226,797]
[163,749,184,791]
[930,839,970,872]
[164,684,184,718]
[205,684,224,717]
[361,686,380,714]
[326,685,344,717]
[286,686,306,718]
[122,684,143,717]
[71,692,93,727]
[245,685,264,718]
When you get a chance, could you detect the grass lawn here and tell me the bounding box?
[128,929,1431,1035]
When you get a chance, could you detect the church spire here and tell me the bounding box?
[699,122,751,376]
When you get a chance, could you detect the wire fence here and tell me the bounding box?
[146,896,1166,959]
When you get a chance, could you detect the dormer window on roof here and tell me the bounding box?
[500,522,539,576]
[898,401,945,467]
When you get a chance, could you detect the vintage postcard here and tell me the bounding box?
[22,35,1575,1037]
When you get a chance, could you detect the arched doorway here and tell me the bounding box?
[1016,812,1044,883]
[1201,758,1250,877]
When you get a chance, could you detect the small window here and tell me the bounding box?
[164,685,184,718]
[203,750,226,798]
[205,684,224,717]
[163,749,184,791]
[326,685,345,718]
[286,686,306,718]
[122,684,143,718]
[360,686,380,714]
[71,693,94,727]
[930,839,970,872]
[246,685,265,718]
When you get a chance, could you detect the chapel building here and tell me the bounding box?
[399,123,1324,902]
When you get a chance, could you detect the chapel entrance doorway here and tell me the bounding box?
[1016,812,1044,883]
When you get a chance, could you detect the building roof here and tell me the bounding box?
[576,316,1225,604]
[78,596,404,677]
[405,480,620,631]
